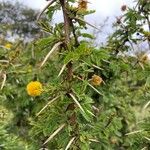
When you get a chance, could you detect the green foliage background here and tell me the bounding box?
[0,0,150,149]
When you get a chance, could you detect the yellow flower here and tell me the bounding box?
[78,0,88,11]
[26,81,43,97]
[140,54,149,64]
[4,43,12,49]
[91,75,103,86]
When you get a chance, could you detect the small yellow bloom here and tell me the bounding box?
[91,75,103,86]
[4,43,12,49]
[78,0,88,11]
[140,54,149,64]
[26,81,43,97]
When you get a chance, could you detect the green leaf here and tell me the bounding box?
[64,51,80,64]
[80,33,95,39]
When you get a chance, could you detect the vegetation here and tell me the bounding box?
[0,0,46,40]
[0,0,150,149]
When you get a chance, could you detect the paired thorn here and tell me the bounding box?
[40,42,63,68]
[1,73,6,90]
[57,64,66,77]
[36,96,60,116]
[69,93,85,113]
[43,123,66,145]
[65,137,76,150]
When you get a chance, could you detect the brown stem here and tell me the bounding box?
[59,2,79,142]
[59,0,73,82]
[37,0,56,21]
[59,0,71,45]
[146,15,150,50]
[72,24,80,47]
[59,0,79,47]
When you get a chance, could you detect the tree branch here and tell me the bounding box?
[37,0,55,21]
[59,0,71,45]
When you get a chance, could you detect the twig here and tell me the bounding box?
[59,0,71,44]
[74,17,100,30]
[146,15,150,49]
[71,22,79,46]
[37,0,56,21]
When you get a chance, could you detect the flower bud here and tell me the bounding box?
[91,75,103,86]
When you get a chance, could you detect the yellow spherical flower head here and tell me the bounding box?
[78,0,88,11]
[140,54,149,64]
[91,75,103,86]
[4,43,12,49]
[26,81,43,97]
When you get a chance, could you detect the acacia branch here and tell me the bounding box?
[59,0,73,81]
[59,0,71,45]
[146,16,150,49]
[74,17,100,31]
[37,0,56,21]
